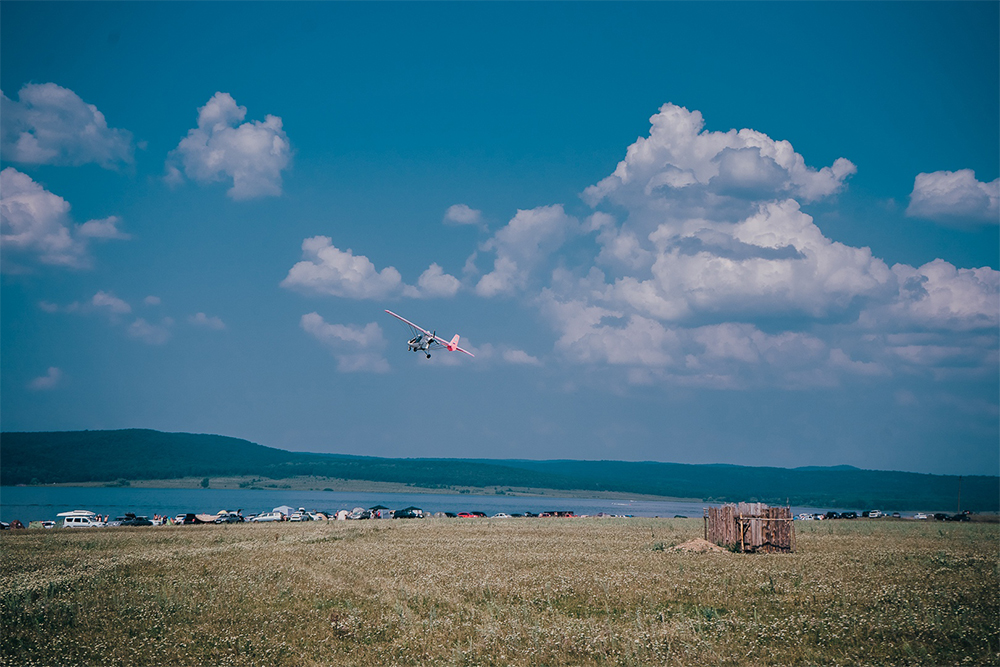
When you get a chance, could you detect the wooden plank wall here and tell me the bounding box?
[704,503,794,553]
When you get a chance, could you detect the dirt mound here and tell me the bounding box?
[672,538,727,553]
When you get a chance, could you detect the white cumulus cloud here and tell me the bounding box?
[166,92,291,200]
[282,237,404,299]
[282,236,460,300]
[906,169,999,225]
[300,312,389,373]
[444,204,484,227]
[516,103,998,388]
[28,367,62,391]
[614,199,896,322]
[78,216,129,240]
[502,349,542,366]
[92,291,131,315]
[1,83,134,168]
[538,286,894,388]
[411,263,461,298]
[583,103,855,214]
[0,168,127,270]
[189,312,226,330]
[861,259,1000,332]
[128,318,172,345]
[476,204,579,297]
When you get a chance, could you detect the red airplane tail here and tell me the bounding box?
[446,334,460,351]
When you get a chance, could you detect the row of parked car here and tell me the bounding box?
[3,506,585,529]
[798,511,859,520]
[795,510,972,521]
[182,508,580,523]
[0,510,162,529]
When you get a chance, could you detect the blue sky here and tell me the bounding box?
[2,2,997,476]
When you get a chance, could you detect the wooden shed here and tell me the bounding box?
[704,502,795,553]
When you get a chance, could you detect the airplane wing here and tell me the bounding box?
[384,310,432,337]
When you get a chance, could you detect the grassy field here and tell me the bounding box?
[1,518,997,666]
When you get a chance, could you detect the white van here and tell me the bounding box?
[57,510,104,528]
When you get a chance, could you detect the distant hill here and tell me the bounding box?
[481,460,998,512]
[0,430,584,491]
[0,430,304,484]
[1,429,996,511]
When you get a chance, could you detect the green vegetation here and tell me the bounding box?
[496,459,1000,511]
[0,430,300,486]
[2,429,997,510]
[1,519,996,666]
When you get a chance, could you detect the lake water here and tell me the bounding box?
[0,486,833,523]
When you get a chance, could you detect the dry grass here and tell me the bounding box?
[1,518,997,666]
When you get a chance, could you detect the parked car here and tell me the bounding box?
[868,510,882,519]
[250,511,283,523]
[288,511,313,522]
[913,513,928,520]
[58,510,105,528]
[214,512,243,524]
[825,512,841,520]
[457,512,474,518]
[491,513,511,519]
[841,512,857,519]
[120,515,153,527]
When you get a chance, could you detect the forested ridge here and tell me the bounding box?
[2,429,996,510]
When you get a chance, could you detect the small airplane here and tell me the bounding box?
[384,310,474,359]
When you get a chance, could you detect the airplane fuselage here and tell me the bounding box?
[408,333,435,357]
